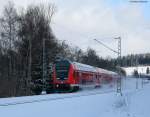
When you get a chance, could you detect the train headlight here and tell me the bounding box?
[56,84,59,87]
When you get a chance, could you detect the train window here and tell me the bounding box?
[76,72,80,77]
[55,60,70,80]
[79,72,82,77]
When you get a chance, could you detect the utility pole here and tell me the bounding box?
[114,37,122,95]
[136,57,139,89]
[94,37,122,95]
[142,68,144,88]
[28,35,32,94]
[42,37,46,91]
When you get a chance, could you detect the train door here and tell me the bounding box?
[73,71,79,84]
[95,74,101,87]
[79,72,82,85]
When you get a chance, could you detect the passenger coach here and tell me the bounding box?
[53,58,118,92]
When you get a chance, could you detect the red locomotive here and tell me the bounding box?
[53,58,118,92]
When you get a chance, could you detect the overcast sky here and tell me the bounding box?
[0,0,150,58]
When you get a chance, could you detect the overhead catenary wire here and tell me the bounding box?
[94,39,118,54]
[52,22,119,57]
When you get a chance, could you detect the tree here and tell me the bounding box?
[72,47,84,62]
[0,1,18,78]
[133,69,139,77]
[81,48,99,67]
[146,67,149,74]
[17,3,57,94]
[0,1,22,97]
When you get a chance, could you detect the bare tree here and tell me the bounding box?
[0,1,18,78]
[17,3,57,94]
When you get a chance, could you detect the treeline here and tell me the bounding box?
[0,2,60,97]
[121,54,150,67]
[0,2,149,97]
[0,2,107,97]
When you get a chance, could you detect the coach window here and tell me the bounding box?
[79,72,81,77]
[96,75,98,79]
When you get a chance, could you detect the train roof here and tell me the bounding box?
[73,62,97,73]
[73,62,117,75]
[96,67,117,75]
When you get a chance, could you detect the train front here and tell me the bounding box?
[53,59,77,92]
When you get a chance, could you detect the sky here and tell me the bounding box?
[0,0,150,58]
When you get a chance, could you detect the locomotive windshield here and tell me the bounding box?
[55,59,70,80]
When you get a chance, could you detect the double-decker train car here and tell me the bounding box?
[53,58,118,92]
[96,67,118,84]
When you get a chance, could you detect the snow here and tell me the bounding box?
[0,77,150,117]
[123,65,150,76]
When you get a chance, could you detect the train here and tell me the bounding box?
[52,58,118,92]
[31,58,119,94]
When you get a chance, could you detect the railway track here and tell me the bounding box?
[0,89,116,107]
[0,78,142,107]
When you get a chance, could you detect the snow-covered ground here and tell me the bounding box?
[123,65,150,76]
[0,77,149,117]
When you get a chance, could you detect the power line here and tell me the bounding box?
[94,39,118,54]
